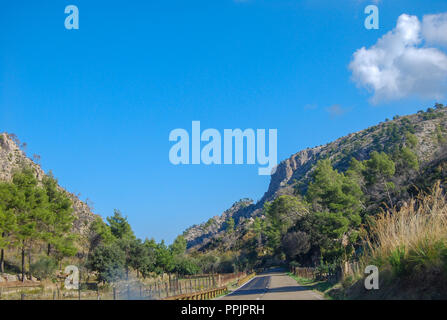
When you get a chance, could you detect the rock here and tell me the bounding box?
[183,108,447,252]
[0,132,98,238]
[4,274,18,282]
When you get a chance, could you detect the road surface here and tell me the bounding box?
[220,269,324,300]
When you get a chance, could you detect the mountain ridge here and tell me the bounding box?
[183,106,447,251]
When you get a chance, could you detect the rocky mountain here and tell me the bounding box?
[183,198,255,248]
[183,105,447,250]
[0,132,97,236]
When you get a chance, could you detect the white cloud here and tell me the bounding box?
[422,13,447,47]
[349,13,447,103]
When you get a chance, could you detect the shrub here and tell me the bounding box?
[30,256,58,280]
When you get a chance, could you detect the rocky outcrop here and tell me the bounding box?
[183,199,254,249]
[183,107,447,250]
[0,132,97,236]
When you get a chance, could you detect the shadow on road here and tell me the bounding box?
[226,276,270,296]
[225,269,316,297]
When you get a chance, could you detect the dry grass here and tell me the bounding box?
[360,181,447,284]
[335,182,447,299]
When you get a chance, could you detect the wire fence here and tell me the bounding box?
[290,262,361,283]
[0,272,248,300]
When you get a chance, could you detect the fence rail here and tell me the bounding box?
[162,286,228,300]
[0,271,248,300]
[290,262,361,283]
[237,272,256,287]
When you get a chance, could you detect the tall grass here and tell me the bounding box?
[361,181,447,282]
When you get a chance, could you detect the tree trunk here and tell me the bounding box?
[47,243,51,256]
[383,178,394,207]
[28,249,32,280]
[0,232,5,273]
[0,247,4,273]
[21,246,25,283]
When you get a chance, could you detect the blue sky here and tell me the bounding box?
[2,0,447,243]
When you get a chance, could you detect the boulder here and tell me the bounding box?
[4,274,18,282]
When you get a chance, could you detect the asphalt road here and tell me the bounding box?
[220,269,324,300]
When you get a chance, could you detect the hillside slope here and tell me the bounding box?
[0,132,97,237]
[183,106,447,251]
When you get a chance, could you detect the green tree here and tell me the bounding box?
[88,242,126,283]
[138,238,157,278]
[41,173,76,261]
[170,235,187,256]
[0,182,17,273]
[363,151,396,205]
[301,211,350,264]
[399,147,419,171]
[105,210,137,279]
[89,216,116,249]
[128,238,156,278]
[197,254,218,273]
[281,231,310,260]
[405,132,418,148]
[265,195,307,234]
[155,240,174,275]
[264,195,308,253]
[225,218,235,234]
[307,159,363,220]
[107,210,135,240]
[174,256,200,275]
[10,168,49,282]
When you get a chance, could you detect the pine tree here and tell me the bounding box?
[10,168,49,282]
[0,182,17,273]
[41,173,76,263]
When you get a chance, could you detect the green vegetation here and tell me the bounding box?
[87,210,201,282]
[0,168,228,284]
[287,272,335,298]
[2,103,447,299]
[212,104,447,297]
[338,183,447,299]
[0,168,76,281]
[225,217,235,233]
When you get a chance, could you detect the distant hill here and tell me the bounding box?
[183,105,447,251]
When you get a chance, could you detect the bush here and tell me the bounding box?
[281,231,311,260]
[88,243,126,283]
[30,256,58,280]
